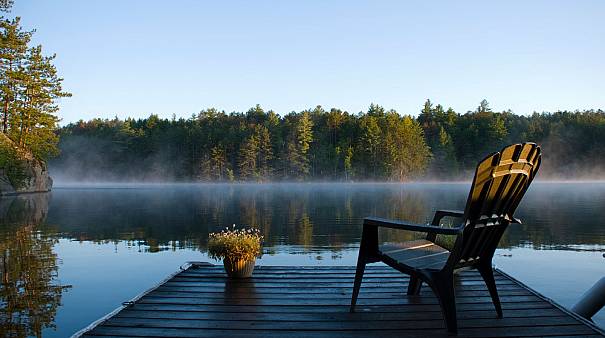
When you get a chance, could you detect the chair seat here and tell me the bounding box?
[379,239,450,270]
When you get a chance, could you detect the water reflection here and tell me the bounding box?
[0,194,70,338]
[223,279,259,306]
[43,184,447,253]
[504,183,605,250]
[40,183,605,253]
[0,183,604,337]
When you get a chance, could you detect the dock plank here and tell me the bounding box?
[77,263,605,338]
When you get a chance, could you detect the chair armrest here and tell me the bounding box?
[363,217,463,236]
[431,209,464,225]
[426,210,465,242]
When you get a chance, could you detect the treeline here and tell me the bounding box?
[51,100,605,182]
[52,104,429,181]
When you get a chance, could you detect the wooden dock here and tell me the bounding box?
[76,263,605,337]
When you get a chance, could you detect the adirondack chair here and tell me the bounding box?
[350,143,541,334]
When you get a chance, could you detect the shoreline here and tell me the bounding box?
[50,180,605,188]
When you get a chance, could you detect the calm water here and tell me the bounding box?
[1,182,604,337]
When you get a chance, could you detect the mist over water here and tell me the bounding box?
[49,149,605,183]
[43,182,605,249]
[48,133,185,183]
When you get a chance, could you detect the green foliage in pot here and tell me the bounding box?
[208,225,263,263]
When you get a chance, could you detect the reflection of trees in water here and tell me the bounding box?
[284,190,312,248]
[499,184,605,250]
[206,185,233,228]
[43,186,435,252]
[375,188,432,244]
[0,228,67,337]
[40,184,605,254]
[240,195,259,228]
[0,194,49,227]
[0,194,70,338]
[239,188,274,232]
[296,216,313,248]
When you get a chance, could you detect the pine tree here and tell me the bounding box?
[237,124,274,181]
[0,17,32,134]
[296,111,313,175]
[430,126,457,177]
[285,111,313,179]
[1,15,70,160]
[256,125,273,181]
[359,114,381,178]
[0,0,13,12]
[343,146,353,180]
[476,99,491,114]
[326,108,344,176]
[418,99,433,126]
[386,115,431,181]
[238,132,259,180]
[10,45,71,159]
[200,146,231,181]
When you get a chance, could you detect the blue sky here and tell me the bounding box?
[11,0,605,124]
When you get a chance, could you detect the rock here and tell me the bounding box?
[0,133,53,195]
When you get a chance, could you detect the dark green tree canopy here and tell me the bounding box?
[0,14,70,160]
[51,101,605,182]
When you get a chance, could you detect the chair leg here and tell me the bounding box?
[479,263,503,318]
[351,223,378,312]
[350,257,366,312]
[407,275,422,295]
[432,273,458,334]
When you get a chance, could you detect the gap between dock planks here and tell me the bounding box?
[74,262,605,338]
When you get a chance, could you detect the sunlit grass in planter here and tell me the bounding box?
[208,225,263,278]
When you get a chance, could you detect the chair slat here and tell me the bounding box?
[455,143,540,268]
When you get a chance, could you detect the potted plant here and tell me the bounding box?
[208,225,263,278]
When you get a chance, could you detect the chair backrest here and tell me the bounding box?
[447,143,541,270]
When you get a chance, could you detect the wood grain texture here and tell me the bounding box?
[79,264,604,337]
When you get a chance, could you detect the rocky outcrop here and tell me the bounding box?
[0,133,52,195]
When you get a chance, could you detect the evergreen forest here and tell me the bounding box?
[52,100,605,182]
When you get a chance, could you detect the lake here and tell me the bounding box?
[1,182,604,337]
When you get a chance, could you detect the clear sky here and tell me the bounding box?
[10,0,605,124]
